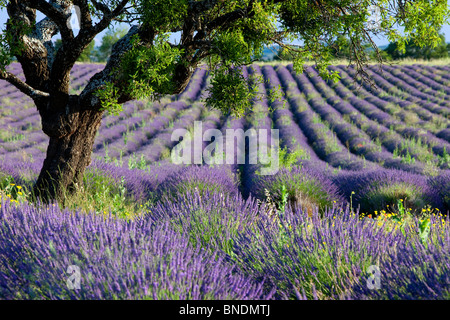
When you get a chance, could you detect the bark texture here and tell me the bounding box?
[34,97,104,201]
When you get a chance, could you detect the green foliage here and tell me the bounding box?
[273,45,297,61]
[127,153,149,171]
[261,172,335,215]
[59,169,152,219]
[213,29,258,65]
[358,183,426,216]
[274,36,368,62]
[205,65,258,117]
[278,146,305,169]
[96,81,122,115]
[277,0,448,79]
[0,19,31,70]
[437,147,450,168]
[78,41,96,62]
[418,218,431,245]
[96,33,183,115]
[330,35,372,60]
[278,184,289,213]
[0,176,30,205]
[202,1,280,114]
[379,0,449,54]
[137,0,188,32]
[120,33,182,98]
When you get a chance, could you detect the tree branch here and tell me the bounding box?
[206,0,256,31]
[73,0,93,30]
[0,70,50,101]
[32,17,59,68]
[6,1,54,91]
[24,0,74,41]
[79,25,141,108]
[90,0,112,16]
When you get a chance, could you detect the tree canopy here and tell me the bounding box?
[1,1,448,116]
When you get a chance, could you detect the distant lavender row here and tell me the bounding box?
[1,62,450,179]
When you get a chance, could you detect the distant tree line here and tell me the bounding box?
[383,33,449,60]
[54,27,129,63]
[273,33,449,61]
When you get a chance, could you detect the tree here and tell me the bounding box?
[54,38,96,62]
[0,0,448,202]
[384,33,449,60]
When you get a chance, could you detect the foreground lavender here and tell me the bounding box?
[0,199,273,300]
[231,201,449,300]
[0,174,449,299]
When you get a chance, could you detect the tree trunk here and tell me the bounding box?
[34,106,104,202]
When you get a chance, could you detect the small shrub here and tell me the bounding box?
[253,166,344,215]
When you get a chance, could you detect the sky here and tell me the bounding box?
[1,4,450,48]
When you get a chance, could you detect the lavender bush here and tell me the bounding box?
[0,199,274,300]
[251,165,345,214]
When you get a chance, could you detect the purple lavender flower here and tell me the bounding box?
[0,199,274,300]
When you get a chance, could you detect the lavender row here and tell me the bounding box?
[333,66,450,162]
[338,65,450,146]
[343,65,450,122]
[365,65,450,113]
[284,65,382,171]
[288,66,396,170]
[93,100,167,153]
[383,64,450,98]
[176,66,209,101]
[258,65,322,164]
[120,102,203,164]
[354,65,450,118]
[340,67,449,133]
[302,66,431,174]
[232,197,449,299]
[331,81,443,172]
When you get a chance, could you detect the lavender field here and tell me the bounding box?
[0,62,449,300]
